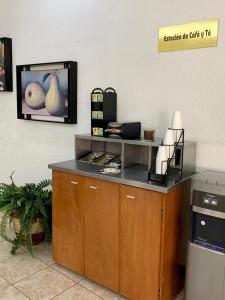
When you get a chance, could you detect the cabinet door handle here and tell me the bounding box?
[70,181,79,185]
[126,195,135,199]
[89,185,98,190]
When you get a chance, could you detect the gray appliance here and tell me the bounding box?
[185,171,225,300]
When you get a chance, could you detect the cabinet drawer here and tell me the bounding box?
[53,170,82,187]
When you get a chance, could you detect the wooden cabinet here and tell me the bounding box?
[52,171,84,274]
[84,177,120,292]
[160,184,190,300]
[52,170,189,300]
[120,185,163,300]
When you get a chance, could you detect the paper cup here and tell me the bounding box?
[171,111,183,142]
[171,111,182,129]
[156,146,168,175]
[163,129,175,158]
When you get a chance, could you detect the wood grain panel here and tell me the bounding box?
[120,185,163,300]
[52,170,84,274]
[84,177,120,291]
[160,181,191,300]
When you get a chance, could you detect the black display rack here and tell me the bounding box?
[148,129,184,184]
[91,87,117,137]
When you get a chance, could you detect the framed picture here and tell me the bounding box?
[0,38,13,91]
[16,61,77,123]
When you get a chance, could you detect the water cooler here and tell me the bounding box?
[185,171,225,300]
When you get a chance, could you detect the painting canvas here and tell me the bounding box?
[0,40,5,90]
[21,68,68,117]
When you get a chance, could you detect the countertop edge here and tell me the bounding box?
[48,160,192,193]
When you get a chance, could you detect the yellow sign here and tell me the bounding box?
[159,19,219,52]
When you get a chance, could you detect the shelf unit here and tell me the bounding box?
[75,135,196,182]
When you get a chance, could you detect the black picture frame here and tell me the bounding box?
[0,37,13,92]
[16,61,77,124]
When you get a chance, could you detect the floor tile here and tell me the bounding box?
[51,263,84,283]
[0,286,28,299]
[0,230,3,242]
[0,220,184,300]
[0,276,10,290]
[0,218,3,242]
[0,215,2,241]
[15,267,75,300]
[0,253,47,283]
[0,241,12,262]
[0,241,25,262]
[174,290,184,300]
[54,284,101,300]
[33,243,54,265]
[79,279,120,300]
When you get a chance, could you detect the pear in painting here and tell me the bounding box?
[44,73,65,116]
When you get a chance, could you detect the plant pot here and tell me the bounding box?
[11,214,45,245]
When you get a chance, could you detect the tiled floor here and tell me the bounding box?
[0,215,184,300]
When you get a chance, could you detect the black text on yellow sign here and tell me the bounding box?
[158,19,219,52]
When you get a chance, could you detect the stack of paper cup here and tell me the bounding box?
[156,146,168,175]
[171,111,183,142]
[163,129,174,158]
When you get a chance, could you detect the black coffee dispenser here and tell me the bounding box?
[91,87,117,137]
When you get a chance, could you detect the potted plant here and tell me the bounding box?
[0,172,52,255]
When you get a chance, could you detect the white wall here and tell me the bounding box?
[0,0,224,184]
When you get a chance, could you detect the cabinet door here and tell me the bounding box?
[52,170,84,274]
[120,185,163,300]
[84,177,120,291]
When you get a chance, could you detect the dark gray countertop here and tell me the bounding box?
[48,159,192,193]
